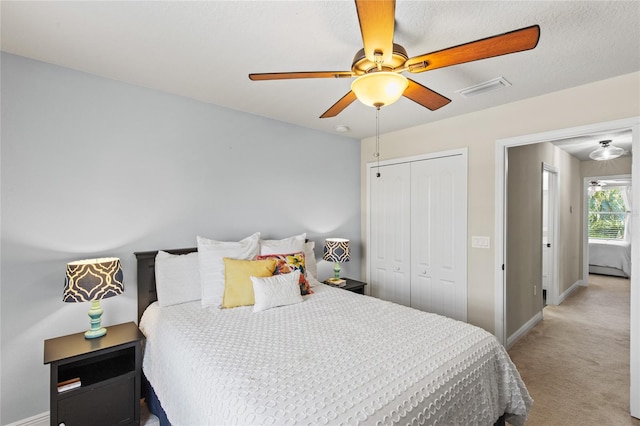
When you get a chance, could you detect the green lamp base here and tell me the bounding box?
[84,300,107,339]
[84,327,107,339]
[332,261,341,280]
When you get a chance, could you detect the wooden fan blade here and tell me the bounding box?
[403,79,451,111]
[355,0,395,64]
[406,25,540,73]
[320,91,358,118]
[249,71,354,81]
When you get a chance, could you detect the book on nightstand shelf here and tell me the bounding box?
[325,278,346,287]
[57,377,81,393]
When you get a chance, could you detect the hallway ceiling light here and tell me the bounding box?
[589,140,625,161]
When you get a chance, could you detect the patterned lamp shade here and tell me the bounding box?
[64,257,124,339]
[323,238,350,283]
[323,238,351,263]
[64,257,124,302]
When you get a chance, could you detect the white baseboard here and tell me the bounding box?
[5,412,48,426]
[559,279,584,304]
[505,279,584,349]
[506,311,543,349]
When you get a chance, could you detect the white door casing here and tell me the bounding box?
[542,170,550,290]
[542,164,560,306]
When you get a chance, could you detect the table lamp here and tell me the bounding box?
[323,238,350,284]
[64,257,124,339]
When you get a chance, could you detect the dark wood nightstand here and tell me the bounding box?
[325,277,367,295]
[44,322,145,426]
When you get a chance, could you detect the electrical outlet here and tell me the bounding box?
[534,285,537,296]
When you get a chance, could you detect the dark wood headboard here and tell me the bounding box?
[134,248,197,322]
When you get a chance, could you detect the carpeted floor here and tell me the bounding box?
[507,274,640,425]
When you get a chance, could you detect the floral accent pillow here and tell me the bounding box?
[256,251,313,295]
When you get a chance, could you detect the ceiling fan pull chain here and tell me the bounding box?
[375,106,381,178]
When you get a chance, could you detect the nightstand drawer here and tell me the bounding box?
[57,375,135,426]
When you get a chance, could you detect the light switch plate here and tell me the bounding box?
[472,236,491,249]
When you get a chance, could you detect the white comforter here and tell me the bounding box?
[589,239,631,276]
[140,283,531,426]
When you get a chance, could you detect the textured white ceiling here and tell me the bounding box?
[2,1,639,140]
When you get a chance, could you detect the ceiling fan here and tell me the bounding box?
[249,0,540,119]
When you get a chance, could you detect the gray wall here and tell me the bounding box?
[506,142,582,338]
[557,147,583,295]
[0,53,361,424]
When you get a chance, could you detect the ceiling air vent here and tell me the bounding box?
[456,77,511,98]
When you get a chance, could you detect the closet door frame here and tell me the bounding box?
[366,148,468,317]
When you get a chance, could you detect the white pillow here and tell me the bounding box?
[197,232,260,307]
[259,233,306,255]
[304,240,318,282]
[307,275,324,288]
[251,270,303,312]
[155,251,201,307]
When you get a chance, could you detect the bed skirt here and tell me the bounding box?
[143,375,170,426]
[589,264,629,278]
[143,378,507,426]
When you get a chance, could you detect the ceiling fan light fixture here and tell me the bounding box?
[589,140,625,161]
[588,180,607,196]
[351,72,408,108]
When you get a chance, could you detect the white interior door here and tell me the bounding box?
[369,163,411,306]
[410,155,467,321]
[542,171,550,291]
[368,151,468,321]
[542,165,559,305]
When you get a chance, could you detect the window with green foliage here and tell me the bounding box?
[588,187,628,239]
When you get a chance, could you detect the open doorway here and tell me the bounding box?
[584,175,632,280]
[495,116,640,417]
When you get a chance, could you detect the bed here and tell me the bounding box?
[588,239,631,277]
[135,243,532,426]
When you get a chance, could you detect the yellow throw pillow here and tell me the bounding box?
[222,258,277,308]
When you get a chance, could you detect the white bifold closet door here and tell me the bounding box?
[369,153,467,322]
[369,162,412,307]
